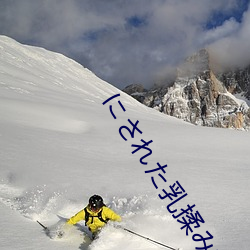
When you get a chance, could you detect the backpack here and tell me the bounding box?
[84,206,109,226]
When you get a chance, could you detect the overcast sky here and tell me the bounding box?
[0,0,249,89]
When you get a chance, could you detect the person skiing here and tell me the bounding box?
[66,194,121,239]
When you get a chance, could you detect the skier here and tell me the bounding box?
[66,194,122,239]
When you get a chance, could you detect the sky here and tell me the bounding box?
[0,0,249,89]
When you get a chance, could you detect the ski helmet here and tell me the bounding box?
[89,195,104,210]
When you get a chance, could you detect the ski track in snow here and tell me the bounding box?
[0,180,188,250]
[0,99,91,134]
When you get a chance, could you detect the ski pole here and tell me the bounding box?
[122,227,179,250]
[37,220,48,231]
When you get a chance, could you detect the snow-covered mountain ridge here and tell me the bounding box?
[123,49,250,130]
[0,36,250,250]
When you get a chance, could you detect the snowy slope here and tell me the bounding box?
[0,36,250,250]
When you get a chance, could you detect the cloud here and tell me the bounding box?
[200,18,240,45]
[208,3,250,68]
[0,0,249,89]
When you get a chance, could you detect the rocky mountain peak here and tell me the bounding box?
[123,49,250,130]
[177,49,210,78]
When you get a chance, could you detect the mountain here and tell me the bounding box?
[123,49,250,130]
[0,36,250,250]
[217,65,250,100]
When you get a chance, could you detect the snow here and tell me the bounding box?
[234,93,250,107]
[0,35,250,250]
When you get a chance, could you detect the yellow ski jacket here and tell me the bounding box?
[67,206,121,233]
